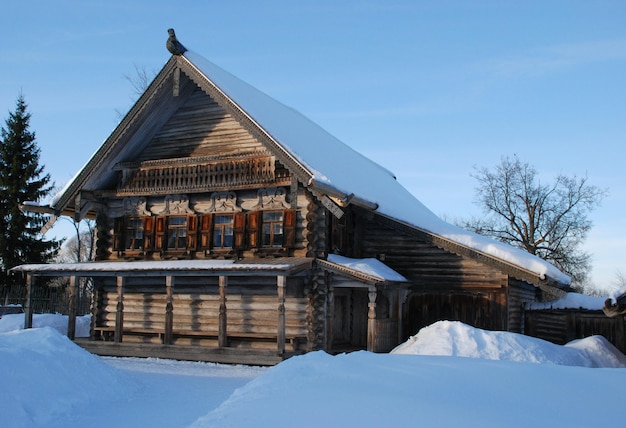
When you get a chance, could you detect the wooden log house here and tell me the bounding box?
[13,32,570,365]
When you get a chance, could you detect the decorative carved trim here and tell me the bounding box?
[123,197,150,216]
[205,191,241,213]
[251,187,290,210]
[158,195,194,215]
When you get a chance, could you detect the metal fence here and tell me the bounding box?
[1,279,92,316]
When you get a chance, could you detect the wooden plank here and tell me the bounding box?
[24,274,34,329]
[164,276,174,345]
[114,276,125,343]
[219,275,228,347]
[67,276,78,340]
[277,275,286,356]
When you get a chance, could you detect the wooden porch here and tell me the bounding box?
[11,258,313,366]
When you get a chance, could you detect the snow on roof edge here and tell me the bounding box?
[326,254,408,283]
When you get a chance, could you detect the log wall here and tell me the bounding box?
[138,87,268,161]
[356,214,510,335]
[524,309,626,353]
[94,276,309,351]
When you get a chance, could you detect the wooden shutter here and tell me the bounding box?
[283,209,297,249]
[246,211,260,249]
[233,212,247,250]
[113,217,125,252]
[199,214,213,250]
[155,216,167,251]
[186,214,198,251]
[143,216,155,251]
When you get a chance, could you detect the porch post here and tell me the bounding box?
[114,276,125,343]
[67,276,79,340]
[24,274,34,329]
[367,286,377,352]
[277,275,286,356]
[164,276,174,345]
[326,285,335,351]
[218,275,228,347]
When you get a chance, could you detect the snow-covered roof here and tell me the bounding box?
[525,292,606,311]
[324,254,408,283]
[10,258,312,276]
[182,51,570,286]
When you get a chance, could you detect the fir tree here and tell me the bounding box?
[0,95,60,303]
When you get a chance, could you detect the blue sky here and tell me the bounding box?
[2,1,625,290]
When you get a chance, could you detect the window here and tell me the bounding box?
[124,218,144,250]
[167,216,187,250]
[213,214,234,248]
[262,211,284,247]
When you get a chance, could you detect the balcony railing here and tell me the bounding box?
[115,153,286,195]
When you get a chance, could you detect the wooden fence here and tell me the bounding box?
[524,309,626,354]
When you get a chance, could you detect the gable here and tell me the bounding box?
[138,86,267,161]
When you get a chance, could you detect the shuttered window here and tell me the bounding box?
[212,214,235,248]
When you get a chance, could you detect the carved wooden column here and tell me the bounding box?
[218,275,228,347]
[277,275,286,356]
[67,276,79,340]
[164,276,174,345]
[114,276,125,343]
[326,285,335,351]
[24,274,34,329]
[367,286,377,352]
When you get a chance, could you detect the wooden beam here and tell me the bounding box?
[367,287,377,352]
[277,275,286,356]
[114,276,125,343]
[173,67,180,97]
[164,276,174,345]
[326,284,335,351]
[218,275,228,347]
[67,276,78,340]
[24,274,34,329]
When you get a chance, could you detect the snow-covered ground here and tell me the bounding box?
[1,313,625,428]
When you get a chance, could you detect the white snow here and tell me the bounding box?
[10,258,309,274]
[1,315,625,427]
[525,292,607,310]
[326,254,407,282]
[391,320,626,368]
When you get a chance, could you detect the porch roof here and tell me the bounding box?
[10,258,313,278]
[316,255,408,286]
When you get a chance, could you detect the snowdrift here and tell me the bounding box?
[391,320,626,368]
[0,312,90,337]
[0,327,132,427]
[191,350,626,428]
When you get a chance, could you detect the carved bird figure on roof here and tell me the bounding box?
[166,28,187,55]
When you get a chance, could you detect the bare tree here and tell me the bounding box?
[115,64,156,119]
[52,219,96,314]
[462,155,606,289]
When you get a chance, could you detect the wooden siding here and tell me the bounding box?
[524,309,626,353]
[507,279,537,333]
[94,276,309,351]
[138,87,268,161]
[359,216,508,290]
